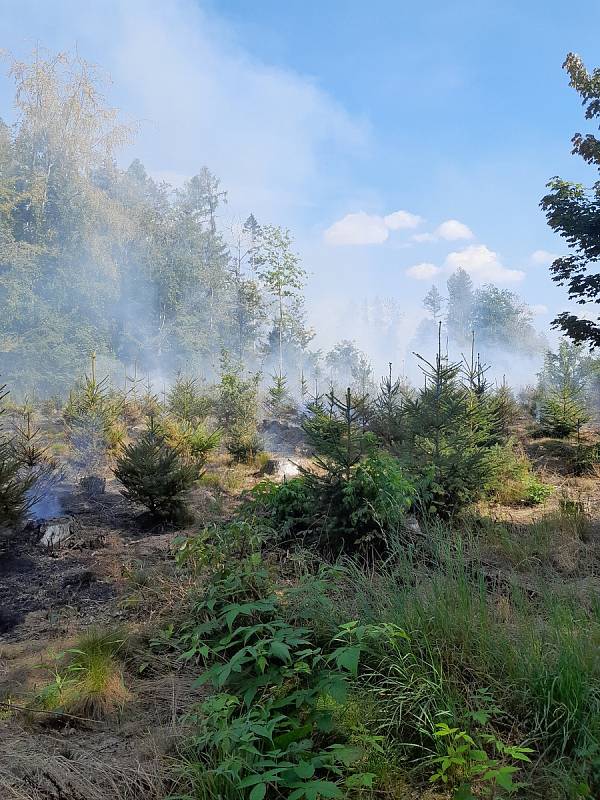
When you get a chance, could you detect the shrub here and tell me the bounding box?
[0,385,35,539]
[398,344,500,518]
[114,418,195,522]
[252,389,415,552]
[539,384,589,439]
[63,356,124,475]
[167,374,212,424]
[157,416,220,477]
[265,371,296,421]
[215,356,262,462]
[484,444,553,506]
[252,452,415,553]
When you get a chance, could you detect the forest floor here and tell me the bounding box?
[1,424,599,799]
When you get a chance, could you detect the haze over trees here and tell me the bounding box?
[0,49,313,396]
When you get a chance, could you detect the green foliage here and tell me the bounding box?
[483,445,553,506]
[254,225,311,374]
[167,375,213,424]
[265,372,296,421]
[0,51,315,395]
[63,355,124,474]
[429,722,532,797]
[114,417,195,522]
[0,384,35,537]
[169,547,376,800]
[399,339,499,518]
[216,356,262,462]
[539,383,590,438]
[284,526,600,796]
[251,389,414,552]
[158,416,220,477]
[541,53,600,347]
[370,363,406,449]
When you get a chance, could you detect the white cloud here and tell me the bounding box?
[435,219,474,241]
[324,212,389,245]
[324,208,422,246]
[410,219,473,244]
[531,249,559,266]
[383,210,423,230]
[530,304,549,316]
[405,262,442,280]
[444,244,524,283]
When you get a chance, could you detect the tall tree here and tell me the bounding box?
[423,285,443,322]
[255,225,310,375]
[541,53,600,347]
[446,268,474,345]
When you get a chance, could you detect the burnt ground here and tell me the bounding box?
[0,483,176,642]
[0,421,308,799]
[0,477,214,800]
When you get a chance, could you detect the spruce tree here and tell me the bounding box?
[216,354,262,461]
[401,325,495,517]
[539,384,590,438]
[266,372,295,421]
[0,384,34,541]
[114,418,195,522]
[371,363,406,449]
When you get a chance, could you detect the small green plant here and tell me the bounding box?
[429,721,532,798]
[539,384,589,439]
[168,545,382,800]
[114,417,195,522]
[265,371,296,420]
[253,387,415,553]
[0,383,35,536]
[168,374,212,424]
[216,355,262,462]
[158,416,220,477]
[33,629,130,720]
[63,354,124,475]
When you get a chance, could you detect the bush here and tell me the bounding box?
[157,416,220,477]
[252,451,415,553]
[0,386,35,540]
[114,418,195,522]
[484,444,553,506]
[215,356,262,462]
[539,385,589,439]
[167,374,212,424]
[398,347,500,518]
[63,357,124,475]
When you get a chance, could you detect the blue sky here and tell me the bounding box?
[1,0,599,359]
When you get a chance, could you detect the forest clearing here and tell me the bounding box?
[2,6,600,800]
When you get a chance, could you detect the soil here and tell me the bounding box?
[0,476,211,799]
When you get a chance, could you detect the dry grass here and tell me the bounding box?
[0,731,167,800]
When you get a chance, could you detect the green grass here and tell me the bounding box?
[279,524,600,797]
[33,628,131,721]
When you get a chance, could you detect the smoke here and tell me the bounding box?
[0,0,556,394]
[27,489,62,521]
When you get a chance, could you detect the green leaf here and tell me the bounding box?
[270,640,291,662]
[295,760,315,779]
[249,783,267,800]
[334,645,361,675]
